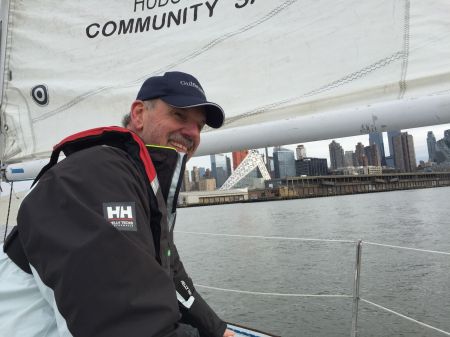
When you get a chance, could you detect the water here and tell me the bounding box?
[174,187,450,337]
[2,187,450,336]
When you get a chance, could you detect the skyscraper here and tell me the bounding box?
[182,169,191,192]
[393,132,417,172]
[190,166,201,191]
[210,153,231,188]
[344,151,356,167]
[435,129,450,163]
[232,150,248,170]
[295,158,328,176]
[387,130,401,155]
[329,140,345,169]
[273,146,296,178]
[427,131,437,162]
[369,131,386,165]
[387,130,401,167]
[226,156,232,177]
[364,144,381,167]
[296,145,306,160]
[355,142,367,166]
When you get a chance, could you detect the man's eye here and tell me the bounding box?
[174,111,184,119]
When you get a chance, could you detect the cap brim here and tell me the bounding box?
[161,96,224,129]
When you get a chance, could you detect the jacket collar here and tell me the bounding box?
[146,145,187,213]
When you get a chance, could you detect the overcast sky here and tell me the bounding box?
[187,123,450,171]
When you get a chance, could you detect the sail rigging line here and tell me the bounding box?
[30,0,297,124]
[195,284,351,299]
[2,181,13,241]
[360,298,450,336]
[363,241,450,256]
[398,0,410,99]
[175,230,355,244]
[223,51,404,127]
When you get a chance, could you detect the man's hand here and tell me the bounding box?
[223,329,235,337]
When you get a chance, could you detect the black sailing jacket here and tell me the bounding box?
[4,127,226,337]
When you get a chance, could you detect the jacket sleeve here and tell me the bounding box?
[18,146,191,337]
[171,242,227,337]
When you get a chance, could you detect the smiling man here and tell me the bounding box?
[1,72,234,337]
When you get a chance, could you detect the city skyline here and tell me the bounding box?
[187,123,450,171]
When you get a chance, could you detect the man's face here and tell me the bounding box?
[133,99,206,160]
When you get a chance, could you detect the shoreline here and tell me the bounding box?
[178,173,450,208]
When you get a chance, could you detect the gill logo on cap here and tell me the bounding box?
[180,80,204,95]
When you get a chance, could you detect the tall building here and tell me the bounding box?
[344,151,356,167]
[273,146,296,178]
[232,150,248,170]
[267,155,275,178]
[210,153,231,188]
[296,145,306,160]
[329,140,345,169]
[355,142,367,166]
[190,166,201,191]
[386,130,401,168]
[181,169,191,192]
[435,129,450,163]
[191,166,200,183]
[226,156,232,177]
[387,130,401,156]
[198,167,206,178]
[369,131,386,165]
[295,158,328,176]
[234,167,263,188]
[364,144,381,167]
[204,168,212,178]
[426,131,437,162]
[446,129,450,138]
[393,132,417,172]
[198,178,216,191]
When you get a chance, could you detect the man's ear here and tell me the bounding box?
[129,100,146,131]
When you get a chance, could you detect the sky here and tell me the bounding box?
[186,123,450,171]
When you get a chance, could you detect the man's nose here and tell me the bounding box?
[181,120,201,139]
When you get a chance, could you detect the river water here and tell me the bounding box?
[2,187,450,336]
[175,187,450,337]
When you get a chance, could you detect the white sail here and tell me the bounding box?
[1,0,450,164]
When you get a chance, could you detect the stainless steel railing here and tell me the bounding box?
[176,231,450,337]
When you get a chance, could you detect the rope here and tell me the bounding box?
[364,241,450,256]
[361,298,450,336]
[3,182,13,242]
[195,284,351,298]
[175,231,355,244]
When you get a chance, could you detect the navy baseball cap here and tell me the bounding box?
[136,71,224,128]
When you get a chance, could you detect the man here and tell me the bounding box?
[0,71,235,337]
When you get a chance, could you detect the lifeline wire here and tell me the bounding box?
[175,230,355,244]
[176,231,450,255]
[361,299,450,336]
[195,284,351,298]
[364,241,450,256]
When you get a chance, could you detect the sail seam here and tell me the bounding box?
[224,52,404,126]
[31,0,298,124]
[398,0,410,99]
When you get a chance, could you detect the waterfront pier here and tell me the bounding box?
[179,172,450,206]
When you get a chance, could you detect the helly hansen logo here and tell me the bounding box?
[103,202,137,231]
